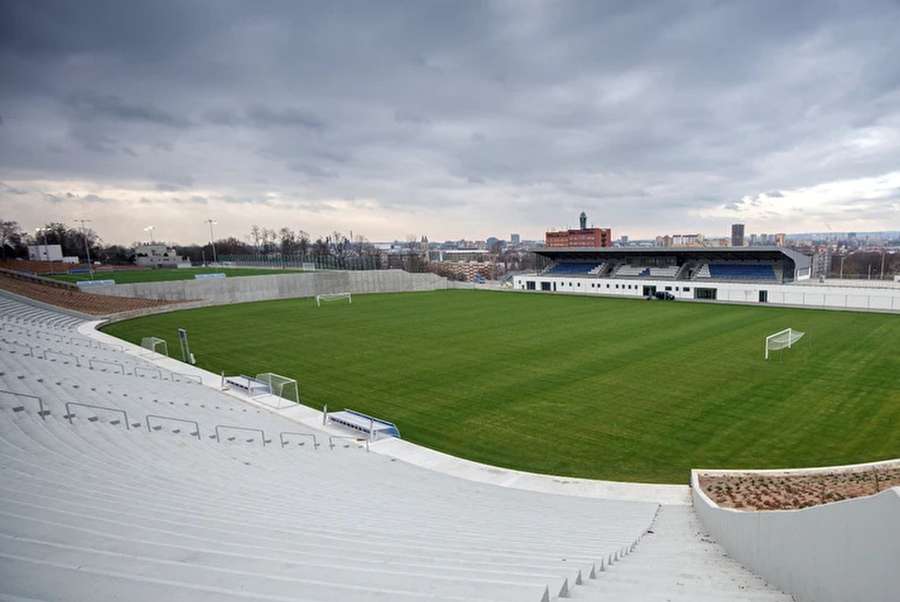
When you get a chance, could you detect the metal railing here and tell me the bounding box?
[279,431,320,448]
[64,402,131,429]
[215,424,268,446]
[44,350,81,366]
[3,338,37,357]
[0,389,47,419]
[88,358,126,374]
[135,365,162,380]
[328,435,369,452]
[171,372,202,385]
[146,415,201,440]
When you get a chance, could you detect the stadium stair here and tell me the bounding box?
[0,293,794,601]
[573,505,791,600]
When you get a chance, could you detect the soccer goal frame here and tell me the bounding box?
[140,337,169,357]
[256,372,300,405]
[765,328,805,360]
[316,292,352,307]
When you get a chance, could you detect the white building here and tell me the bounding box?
[27,244,64,262]
[134,243,190,268]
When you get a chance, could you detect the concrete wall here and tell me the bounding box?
[513,274,900,312]
[692,472,900,602]
[88,270,453,303]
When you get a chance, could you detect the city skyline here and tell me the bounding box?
[3,1,900,244]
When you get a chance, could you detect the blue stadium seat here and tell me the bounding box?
[546,262,599,275]
[708,264,776,280]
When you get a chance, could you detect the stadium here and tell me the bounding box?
[0,257,897,602]
[3,2,900,600]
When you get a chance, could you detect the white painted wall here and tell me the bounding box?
[691,472,900,602]
[512,274,900,312]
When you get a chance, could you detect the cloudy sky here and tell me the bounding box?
[2,1,900,245]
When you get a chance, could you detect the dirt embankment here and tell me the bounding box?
[0,272,175,315]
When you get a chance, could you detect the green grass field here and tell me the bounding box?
[50,267,303,284]
[102,290,900,483]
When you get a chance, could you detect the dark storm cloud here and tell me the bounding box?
[2,0,900,239]
[67,93,189,128]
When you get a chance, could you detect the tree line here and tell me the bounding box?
[0,220,379,266]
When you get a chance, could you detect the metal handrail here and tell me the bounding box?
[328,435,369,452]
[215,424,267,446]
[279,431,320,448]
[94,340,123,352]
[146,414,201,439]
[88,358,126,374]
[4,339,36,357]
[0,389,47,419]
[64,402,130,429]
[135,365,162,380]
[172,372,202,385]
[44,349,80,366]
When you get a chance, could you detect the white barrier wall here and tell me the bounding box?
[85,270,453,304]
[692,474,900,602]
[512,274,900,312]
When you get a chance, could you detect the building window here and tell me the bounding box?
[606,284,610,288]
[683,287,690,292]
[665,286,672,291]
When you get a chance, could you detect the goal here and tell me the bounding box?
[316,292,352,307]
[256,372,300,404]
[140,337,169,356]
[765,328,805,360]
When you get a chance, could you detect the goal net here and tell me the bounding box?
[140,337,169,356]
[316,292,352,307]
[765,328,805,360]
[256,372,300,405]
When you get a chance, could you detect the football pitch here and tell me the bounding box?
[50,267,304,284]
[102,289,900,483]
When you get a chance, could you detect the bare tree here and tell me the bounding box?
[249,225,261,255]
[0,220,25,260]
[279,227,296,256]
[296,230,310,257]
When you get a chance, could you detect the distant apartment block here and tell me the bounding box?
[731,224,745,247]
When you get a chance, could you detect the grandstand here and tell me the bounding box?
[517,246,900,312]
[0,292,814,601]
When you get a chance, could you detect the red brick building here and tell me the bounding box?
[545,212,612,247]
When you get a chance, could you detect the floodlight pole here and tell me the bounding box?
[206,219,218,265]
[76,219,94,279]
[34,227,48,261]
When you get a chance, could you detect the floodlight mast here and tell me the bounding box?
[206,219,218,264]
[76,219,94,279]
[34,227,49,261]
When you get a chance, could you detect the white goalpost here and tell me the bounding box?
[140,337,169,356]
[316,292,352,307]
[765,328,806,360]
[255,372,300,406]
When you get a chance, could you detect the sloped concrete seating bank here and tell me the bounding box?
[0,292,795,601]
